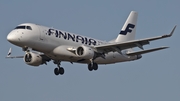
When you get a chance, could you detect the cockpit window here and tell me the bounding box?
[14,26,32,30]
[26,26,32,30]
[15,26,26,29]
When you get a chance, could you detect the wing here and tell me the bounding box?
[94,26,176,54]
[6,48,51,63]
[6,48,24,58]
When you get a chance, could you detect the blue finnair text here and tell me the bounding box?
[47,29,97,46]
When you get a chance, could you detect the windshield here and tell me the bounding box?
[14,26,32,30]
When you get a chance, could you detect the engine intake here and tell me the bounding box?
[76,45,94,59]
[136,54,142,59]
[24,52,43,66]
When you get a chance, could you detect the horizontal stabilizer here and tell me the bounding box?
[126,46,169,56]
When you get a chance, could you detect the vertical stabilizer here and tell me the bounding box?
[115,11,138,42]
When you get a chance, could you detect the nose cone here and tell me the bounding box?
[7,33,13,42]
[7,32,19,44]
[7,33,14,42]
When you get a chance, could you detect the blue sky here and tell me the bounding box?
[0,0,180,101]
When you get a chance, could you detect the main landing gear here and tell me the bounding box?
[53,60,98,76]
[88,59,98,71]
[54,61,64,75]
[88,63,98,71]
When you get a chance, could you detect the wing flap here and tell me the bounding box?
[95,40,149,52]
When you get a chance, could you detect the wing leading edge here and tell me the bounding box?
[94,26,176,54]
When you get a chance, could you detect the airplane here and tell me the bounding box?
[6,11,176,76]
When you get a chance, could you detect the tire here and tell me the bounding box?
[59,68,64,75]
[88,64,93,71]
[54,68,59,75]
[93,63,98,70]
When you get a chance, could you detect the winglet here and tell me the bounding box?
[169,25,176,36]
[7,48,12,57]
[162,25,176,38]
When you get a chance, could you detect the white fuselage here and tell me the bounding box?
[7,23,138,64]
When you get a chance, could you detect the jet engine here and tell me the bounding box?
[76,45,95,59]
[136,54,142,59]
[24,52,43,66]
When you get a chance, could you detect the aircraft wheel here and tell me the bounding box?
[88,64,93,71]
[59,67,64,75]
[93,63,98,70]
[54,68,59,75]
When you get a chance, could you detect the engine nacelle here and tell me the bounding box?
[136,54,142,59]
[24,52,43,66]
[76,45,94,59]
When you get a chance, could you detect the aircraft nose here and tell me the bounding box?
[7,32,19,43]
[7,33,13,42]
